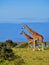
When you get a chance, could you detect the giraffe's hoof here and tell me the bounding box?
[38,49,41,51]
[33,49,35,51]
[41,48,44,51]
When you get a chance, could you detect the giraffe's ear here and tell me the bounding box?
[21,24,27,29]
[22,24,27,28]
[21,26,25,29]
[21,25,24,29]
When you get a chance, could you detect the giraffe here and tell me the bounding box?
[22,24,44,51]
[20,31,33,48]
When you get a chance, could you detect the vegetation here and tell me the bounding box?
[0,47,49,65]
[0,40,17,61]
[12,48,49,65]
[0,41,49,65]
[0,43,15,61]
[0,40,24,65]
[5,40,17,47]
[19,42,28,48]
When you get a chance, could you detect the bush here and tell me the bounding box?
[19,43,28,48]
[0,43,15,61]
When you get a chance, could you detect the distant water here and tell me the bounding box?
[0,22,49,42]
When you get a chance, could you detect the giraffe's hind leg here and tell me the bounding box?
[33,40,36,51]
[42,42,44,51]
[28,42,30,48]
[37,47,41,51]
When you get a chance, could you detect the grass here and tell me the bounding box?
[0,48,49,65]
[13,48,49,65]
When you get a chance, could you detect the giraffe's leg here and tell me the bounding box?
[33,40,35,51]
[42,42,44,51]
[29,41,32,48]
[37,46,41,51]
[28,42,29,48]
[31,42,33,48]
[37,44,40,51]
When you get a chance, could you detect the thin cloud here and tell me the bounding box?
[0,17,49,23]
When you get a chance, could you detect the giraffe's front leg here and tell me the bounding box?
[42,42,44,51]
[28,42,30,48]
[33,40,36,51]
[37,47,41,51]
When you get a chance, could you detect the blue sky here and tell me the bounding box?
[0,0,49,42]
[0,0,49,23]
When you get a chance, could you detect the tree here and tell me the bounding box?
[5,40,13,48]
[5,40,17,48]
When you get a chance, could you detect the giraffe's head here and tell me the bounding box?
[22,24,27,29]
[20,31,24,35]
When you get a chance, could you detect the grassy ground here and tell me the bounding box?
[0,48,49,65]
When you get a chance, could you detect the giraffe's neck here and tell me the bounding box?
[24,25,38,35]
[22,32,33,40]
